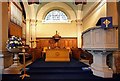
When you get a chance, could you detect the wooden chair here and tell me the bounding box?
[71,48,83,60]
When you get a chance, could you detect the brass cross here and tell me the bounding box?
[103,19,111,28]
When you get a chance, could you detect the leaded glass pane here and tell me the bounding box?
[44,10,68,22]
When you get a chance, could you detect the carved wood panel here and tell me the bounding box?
[36,38,77,49]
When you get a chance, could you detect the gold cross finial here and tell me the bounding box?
[103,19,111,28]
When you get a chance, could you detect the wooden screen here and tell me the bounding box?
[36,38,77,49]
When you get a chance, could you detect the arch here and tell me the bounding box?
[43,7,70,20]
[37,2,76,21]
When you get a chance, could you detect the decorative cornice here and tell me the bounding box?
[76,19,83,25]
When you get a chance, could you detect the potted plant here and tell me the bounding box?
[6,36,23,67]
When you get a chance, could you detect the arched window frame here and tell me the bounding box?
[42,10,71,23]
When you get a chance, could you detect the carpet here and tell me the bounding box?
[2,58,120,81]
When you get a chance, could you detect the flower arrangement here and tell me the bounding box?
[6,36,22,50]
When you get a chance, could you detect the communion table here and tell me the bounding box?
[45,49,70,62]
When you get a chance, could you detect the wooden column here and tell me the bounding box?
[0,2,8,76]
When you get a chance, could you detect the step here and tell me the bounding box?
[22,73,101,80]
[2,73,100,80]
[28,66,87,70]
[26,69,92,74]
[27,61,89,69]
[2,74,120,81]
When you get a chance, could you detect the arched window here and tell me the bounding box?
[43,10,70,23]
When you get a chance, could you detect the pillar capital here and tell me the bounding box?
[76,19,83,25]
[30,19,37,26]
[26,19,30,21]
[30,19,37,22]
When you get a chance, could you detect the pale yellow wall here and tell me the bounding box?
[37,2,76,21]
[107,2,118,26]
[36,2,77,38]
[83,2,95,18]
[83,3,107,31]
[36,21,77,37]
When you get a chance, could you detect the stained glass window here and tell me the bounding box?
[44,10,69,23]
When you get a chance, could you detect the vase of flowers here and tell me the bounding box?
[6,36,23,67]
[6,36,22,51]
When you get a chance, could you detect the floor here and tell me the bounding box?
[2,58,120,81]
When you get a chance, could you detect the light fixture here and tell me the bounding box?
[28,0,40,5]
[75,0,87,5]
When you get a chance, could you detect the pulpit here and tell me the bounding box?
[82,26,118,78]
[52,31,61,48]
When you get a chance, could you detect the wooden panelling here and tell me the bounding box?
[9,21,22,37]
[36,38,77,49]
